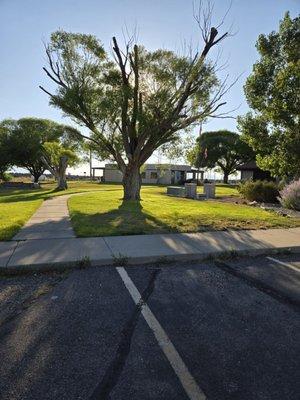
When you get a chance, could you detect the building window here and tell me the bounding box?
[150,172,158,179]
[141,172,146,179]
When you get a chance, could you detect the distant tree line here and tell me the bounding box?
[0,118,81,190]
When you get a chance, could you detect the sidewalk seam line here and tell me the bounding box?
[102,237,115,258]
[6,241,19,267]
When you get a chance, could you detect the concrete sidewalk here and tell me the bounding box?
[1,227,300,271]
[13,195,75,240]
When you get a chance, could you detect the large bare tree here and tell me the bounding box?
[40,4,233,199]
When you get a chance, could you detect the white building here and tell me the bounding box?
[103,164,203,185]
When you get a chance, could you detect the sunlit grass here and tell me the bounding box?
[1,181,298,240]
[68,185,300,237]
[210,184,239,197]
[0,180,102,240]
[0,199,43,240]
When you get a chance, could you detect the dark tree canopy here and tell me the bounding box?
[0,118,81,182]
[238,12,300,179]
[189,130,254,183]
[40,9,232,199]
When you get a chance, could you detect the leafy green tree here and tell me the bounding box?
[238,13,300,179]
[40,12,232,200]
[0,126,12,180]
[160,134,196,164]
[0,118,81,182]
[42,142,79,190]
[189,130,254,183]
[186,142,201,168]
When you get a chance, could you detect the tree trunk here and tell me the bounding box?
[56,156,68,190]
[223,171,229,184]
[122,163,141,200]
[32,172,42,183]
[57,173,68,190]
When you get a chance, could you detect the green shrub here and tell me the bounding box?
[238,180,279,203]
[0,172,13,182]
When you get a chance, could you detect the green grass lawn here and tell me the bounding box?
[1,181,299,240]
[68,185,300,237]
[211,184,239,197]
[194,183,239,198]
[0,181,102,240]
[0,198,43,241]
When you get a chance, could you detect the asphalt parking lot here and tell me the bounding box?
[0,254,299,400]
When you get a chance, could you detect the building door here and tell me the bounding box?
[171,171,175,184]
[179,171,185,184]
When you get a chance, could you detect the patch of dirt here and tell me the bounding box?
[214,196,246,204]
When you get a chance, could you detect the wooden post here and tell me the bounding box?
[89,149,92,180]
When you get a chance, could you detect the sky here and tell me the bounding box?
[1,0,299,175]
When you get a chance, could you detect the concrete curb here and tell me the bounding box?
[3,190,300,275]
[1,243,299,276]
[1,227,300,275]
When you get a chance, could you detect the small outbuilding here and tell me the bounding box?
[237,161,272,181]
[103,163,204,185]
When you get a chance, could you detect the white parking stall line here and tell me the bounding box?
[266,257,300,273]
[116,266,206,400]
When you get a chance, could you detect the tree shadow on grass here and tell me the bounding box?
[71,200,177,236]
[0,187,122,204]
[0,188,71,204]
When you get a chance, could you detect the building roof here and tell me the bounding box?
[236,161,259,171]
[146,164,192,171]
[105,163,193,171]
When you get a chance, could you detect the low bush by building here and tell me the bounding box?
[0,172,13,182]
[238,180,280,203]
[279,180,300,211]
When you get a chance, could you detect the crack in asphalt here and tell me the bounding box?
[214,260,300,312]
[89,268,160,400]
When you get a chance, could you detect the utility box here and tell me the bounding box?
[203,183,215,199]
[185,183,197,199]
